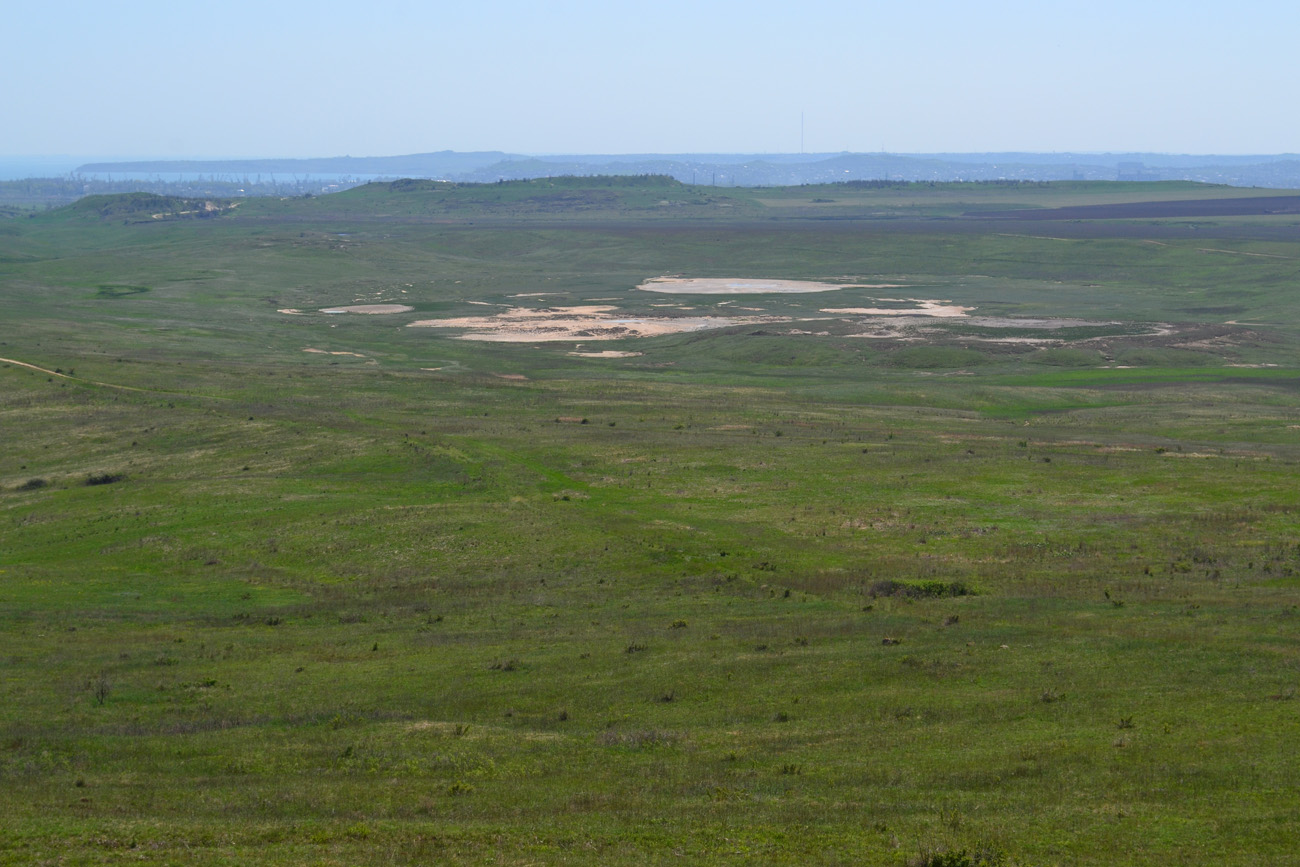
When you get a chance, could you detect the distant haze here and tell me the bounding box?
[45,151,1300,190]
[6,0,1299,157]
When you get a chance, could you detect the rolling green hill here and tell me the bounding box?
[2,179,1299,865]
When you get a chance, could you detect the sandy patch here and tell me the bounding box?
[493,373,527,380]
[821,299,973,317]
[568,350,644,358]
[409,305,784,342]
[303,348,368,357]
[962,316,1111,329]
[965,336,1062,344]
[278,308,305,315]
[639,277,859,294]
[319,304,414,314]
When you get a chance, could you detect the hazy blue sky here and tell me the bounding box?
[7,0,1299,158]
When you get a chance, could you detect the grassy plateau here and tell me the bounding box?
[1,178,1298,865]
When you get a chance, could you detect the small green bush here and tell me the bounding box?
[868,579,974,599]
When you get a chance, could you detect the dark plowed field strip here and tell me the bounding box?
[970,194,1300,220]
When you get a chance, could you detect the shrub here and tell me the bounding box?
[17,478,48,490]
[868,579,974,599]
[84,472,125,486]
[908,844,1006,867]
[90,671,111,706]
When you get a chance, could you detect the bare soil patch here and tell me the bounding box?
[568,350,644,358]
[409,305,783,342]
[319,304,414,314]
[638,277,891,294]
[822,299,973,318]
[302,348,368,358]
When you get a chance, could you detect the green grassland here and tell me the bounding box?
[2,179,1299,865]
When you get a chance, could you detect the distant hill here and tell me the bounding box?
[67,192,235,221]
[76,151,519,178]
[72,151,1300,190]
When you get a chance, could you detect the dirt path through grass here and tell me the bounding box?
[0,356,224,398]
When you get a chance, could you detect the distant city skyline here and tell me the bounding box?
[7,0,1299,158]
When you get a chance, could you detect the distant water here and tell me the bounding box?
[0,157,389,185]
[0,157,91,180]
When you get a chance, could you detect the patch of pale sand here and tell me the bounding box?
[409,305,785,342]
[512,292,565,297]
[466,300,506,306]
[821,299,973,317]
[963,336,1063,344]
[493,373,527,380]
[420,367,444,371]
[847,331,926,341]
[302,348,368,357]
[568,350,644,358]
[1228,363,1280,368]
[638,277,855,294]
[963,316,1113,329]
[277,308,305,315]
[319,304,414,314]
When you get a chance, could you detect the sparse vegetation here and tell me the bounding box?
[1,179,1298,864]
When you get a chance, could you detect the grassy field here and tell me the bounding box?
[2,179,1299,865]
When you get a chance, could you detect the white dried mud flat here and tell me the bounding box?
[568,350,644,358]
[408,305,782,342]
[638,277,902,294]
[302,348,368,358]
[319,304,414,314]
[822,299,973,318]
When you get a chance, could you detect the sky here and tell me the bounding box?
[6,0,1300,159]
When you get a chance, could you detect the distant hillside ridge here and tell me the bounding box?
[73,151,1300,189]
[76,151,519,177]
[67,192,235,220]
